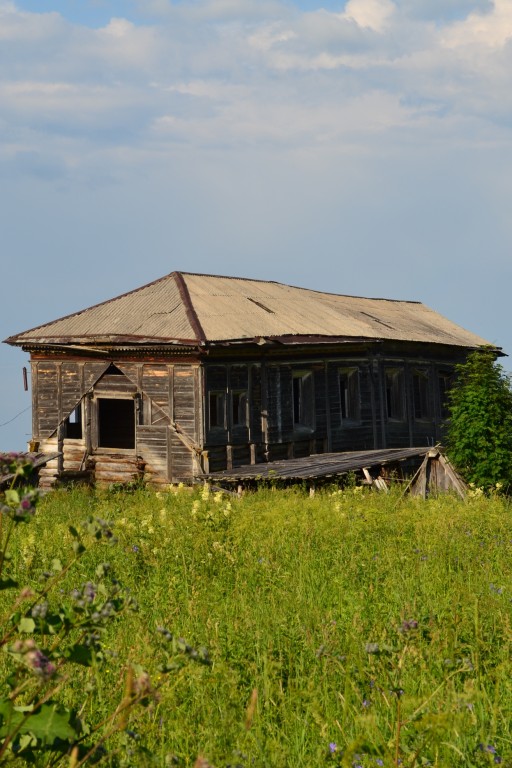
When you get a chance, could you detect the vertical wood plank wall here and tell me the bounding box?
[30,350,460,483]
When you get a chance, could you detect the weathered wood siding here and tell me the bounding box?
[31,360,110,439]
[329,362,375,452]
[30,345,459,483]
[171,366,199,480]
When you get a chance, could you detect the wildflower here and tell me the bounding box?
[10,639,56,681]
[362,699,370,708]
[132,545,140,553]
[133,670,152,696]
[84,582,96,603]
[400,619,418,633]
[365,643,380,654]
[31,601,48,620]
[329,743,337,753]
[27,648,56,681]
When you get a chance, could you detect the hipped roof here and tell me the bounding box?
[5,271,492,350]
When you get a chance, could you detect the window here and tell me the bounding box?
[339,368,361,423]
[209,391,226,429]
[292,371,314,429]
[438,371,452,419]
[97,398,135,449]
[385,369,405,421]
[231,390,248,427]
[64,404,82,439]
[413,370,430,420]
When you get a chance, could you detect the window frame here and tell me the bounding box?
[231,389,248,428]
[292,370,315,432]
[64,403,83,440]
[338,367,361,425]
[208,390,227,431]
[412,368,431,421]
[438,370,453,420]
[385,368,405,422]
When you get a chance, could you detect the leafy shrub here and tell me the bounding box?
[445,347,512,491]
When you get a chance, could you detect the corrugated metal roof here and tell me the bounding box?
[5,271,492,349]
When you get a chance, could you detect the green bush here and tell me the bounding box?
[445,347,512,491]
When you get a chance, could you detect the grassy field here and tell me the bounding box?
[3,483,512,767]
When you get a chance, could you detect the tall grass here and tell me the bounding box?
[5,484,512,766]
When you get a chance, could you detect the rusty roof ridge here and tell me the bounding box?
[173,272,206,344]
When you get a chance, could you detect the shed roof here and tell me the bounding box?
[5,271,492,350]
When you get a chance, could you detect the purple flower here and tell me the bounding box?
[10,639,56,681]
[400,619,418,633]
[84,582,96,603]
[132,545,140,553]
[28,649,56,681]
[329,743,337,753]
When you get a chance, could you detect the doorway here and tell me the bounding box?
[97,398,135,449]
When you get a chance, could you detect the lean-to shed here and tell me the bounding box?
[4,272,495,486]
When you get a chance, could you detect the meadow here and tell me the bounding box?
[2,481,512,767]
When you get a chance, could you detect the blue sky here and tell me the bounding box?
[1,0,511,448]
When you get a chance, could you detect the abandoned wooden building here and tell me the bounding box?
[4,272,495,486]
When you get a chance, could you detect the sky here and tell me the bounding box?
[1,0,511,449]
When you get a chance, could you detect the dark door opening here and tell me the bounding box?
[98,398,135,449]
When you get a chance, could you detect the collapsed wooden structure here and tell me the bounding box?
[4,272,496,487]
[202,446,467,497]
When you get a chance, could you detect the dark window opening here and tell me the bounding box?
[438,372,452,419]
[105,363,124,376]
[209,391,226,429]
[231,391,248,427]
[413,370,430,420]
[98,398,135,449]
[339,369,361,423]
[385,369,405,421]
[65,404,83,439]
[293,372,314,429]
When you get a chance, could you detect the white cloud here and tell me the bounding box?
[342,0,396,31]
[0,0,511,164]
[441,0,512,48]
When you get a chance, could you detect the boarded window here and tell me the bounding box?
[98,398,135,449]
[385,369,405,421]
[231,391,248,427]
[292,372,314,429]
[339,369,361,423]
[209,391,226,429]
[413,370,430,420]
